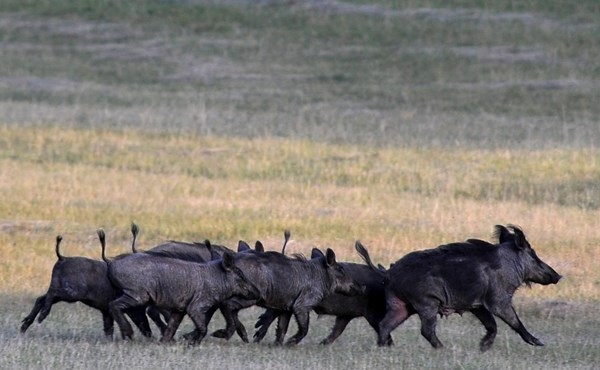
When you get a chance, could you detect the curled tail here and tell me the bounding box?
[55,235,64,261]
[281,229,291,255]
[97,228,109,264]
[355,241,387,276]
[131,222,139,253]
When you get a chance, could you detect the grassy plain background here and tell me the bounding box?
[0,0,599,369]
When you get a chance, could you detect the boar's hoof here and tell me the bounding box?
[320,337,334,345]
[211,329,229,339]
[480,339,494,352]
[285,337,300,346]
[530,337,544,346]
[182,330,199,341]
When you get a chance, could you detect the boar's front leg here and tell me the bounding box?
[285,308,310,346]
[182,305,219,341]
[275,311,292,345]
[161,311,185,343]
[210,305,248,342]
[186,307,213,345]
[416,307,443,349]
[470,307,497,351]
[320,316,352,345]
[493,304,544,346]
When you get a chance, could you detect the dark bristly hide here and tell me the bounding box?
[369,224,561,351]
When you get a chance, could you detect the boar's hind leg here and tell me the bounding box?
[108,294,142,340]
[365,314,393,346]
[253,309,280,343]
[37,293,62,324]
[470,307,497,351]
[320,316,352,345]
[146,305,168,335]
[20,295,47,333]
[378,296,410,347]
[493,305,544,346]
[101,310,114,337]
[126,306,153,338]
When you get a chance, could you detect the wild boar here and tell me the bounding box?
[98,229,259,344]
[372,225,561,351]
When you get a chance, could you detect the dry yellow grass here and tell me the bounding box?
[0,126,598,301]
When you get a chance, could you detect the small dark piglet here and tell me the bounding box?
[21,235,153,338]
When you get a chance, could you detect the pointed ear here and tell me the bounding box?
[222,251,235,271]
[509,225,529,249]
[238,240,251,252]
[494,225,513,244]
[254,241,264,253]
[325,248,336,266]
[311,247,325,259]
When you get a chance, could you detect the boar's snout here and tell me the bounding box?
[549,271,562,285]
[533,263,562,286]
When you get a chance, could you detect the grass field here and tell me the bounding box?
[1,1,599,369]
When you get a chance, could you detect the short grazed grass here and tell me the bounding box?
[3,295,600,370]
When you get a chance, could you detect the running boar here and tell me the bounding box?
[374,225,561,351]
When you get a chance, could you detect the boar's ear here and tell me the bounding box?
[254,241,264,253]
[311,247,325,259]
[509,225,529,250]
[493,225,513,244]
[325,248,337,266]
[238,240,251,252]
[222,251,235,271]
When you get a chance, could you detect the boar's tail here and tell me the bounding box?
[97,228,109,264]
[204,239,220,261]
[55,235,64,261]
[355,241,387,276]
[131,222,139,253]
[281,229,291,255]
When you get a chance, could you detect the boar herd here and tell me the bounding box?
[21,224,561,351]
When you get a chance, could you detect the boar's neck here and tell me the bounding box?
[497,245,526,290]
[308,259,331,296]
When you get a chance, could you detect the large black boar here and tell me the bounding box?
[374,225,561,351]
[21,235,153,337]
[98,229,259,343]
